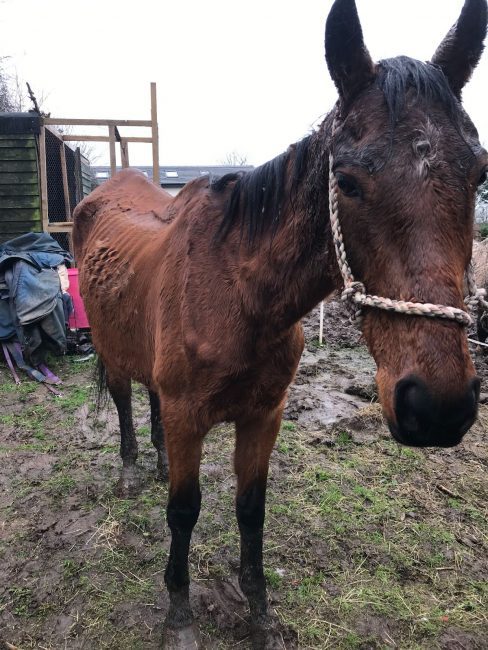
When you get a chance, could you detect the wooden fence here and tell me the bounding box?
[39,82,159,237]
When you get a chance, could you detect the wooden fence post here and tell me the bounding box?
[59,141,71,220]
[109,125,117,177]
[39,125,49,232]
[120,139,130,168]
[151,82,159,187]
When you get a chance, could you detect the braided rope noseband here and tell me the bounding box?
[328,115,488,327]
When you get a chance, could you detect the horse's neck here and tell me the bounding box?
[239,172,340,331]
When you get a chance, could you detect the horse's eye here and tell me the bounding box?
[335,172,360,198]
[478,169,487,187]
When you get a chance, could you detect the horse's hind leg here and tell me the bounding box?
[106,373,140,497]
[149,390,169,481]
[162,406,204,649]
[234,405,283,650]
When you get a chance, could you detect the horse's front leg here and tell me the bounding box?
[162,407,204,649]
[235,405,284,650]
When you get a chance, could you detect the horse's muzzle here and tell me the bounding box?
[390,374,480,447]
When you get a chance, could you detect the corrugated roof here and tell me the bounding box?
[92,164,254,186]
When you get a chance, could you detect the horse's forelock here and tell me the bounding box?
[375,56,461,127]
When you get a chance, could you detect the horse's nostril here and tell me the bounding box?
[395,376,431,437]
[393,375,479,447]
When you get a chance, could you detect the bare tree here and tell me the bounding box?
[220,150,248,166]
[0,60,49,114]
[0,57,18,111]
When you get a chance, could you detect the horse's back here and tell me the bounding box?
[72,169,177,385]
[73,168,174,263]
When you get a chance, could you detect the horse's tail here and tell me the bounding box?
[93,355,110,412]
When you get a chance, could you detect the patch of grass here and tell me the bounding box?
[264,567,284,589]
[336,430,353,446]
[9,586,35,617]
[137,424,151,437]
[18,441,55,453]
[100,444,118,454]
[63,559,84,580]
[281,420,296,432]
[58,384,91,411]
[46,473,76,498]
[0,380,17,393]
[0,405,49,438]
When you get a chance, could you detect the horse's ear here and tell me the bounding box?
[431,0,487,98]
[325,0,375,105]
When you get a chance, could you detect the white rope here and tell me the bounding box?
[467,337,488,348]
[328,113,487,328]
[319,300,325,346]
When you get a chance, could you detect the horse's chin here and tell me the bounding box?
[386,419,468,449]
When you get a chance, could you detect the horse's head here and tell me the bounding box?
[325,0,488,447]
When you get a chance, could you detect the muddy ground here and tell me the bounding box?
[0,302,487,649]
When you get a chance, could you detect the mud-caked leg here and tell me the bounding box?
[106,373,140,497]
[235,406,284,650]
[149,390,169,481]
[163,413,204,649]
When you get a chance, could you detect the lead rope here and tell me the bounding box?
[328,114,488,328]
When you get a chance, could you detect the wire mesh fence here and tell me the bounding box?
[44,128,94,252]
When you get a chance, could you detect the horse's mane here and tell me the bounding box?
[213,136,312,243]
[213,56,462,244]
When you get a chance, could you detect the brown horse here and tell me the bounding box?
[73,0,488,647]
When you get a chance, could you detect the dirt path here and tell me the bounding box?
[1,302,487,649]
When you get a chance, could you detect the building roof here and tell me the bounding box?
[92,165,254,186]
[0,112,41,135]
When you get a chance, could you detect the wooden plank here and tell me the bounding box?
[0,220,42,232]
[0,184,39,196]
[0,173,38,185]
[59,142,72,220]
[120,139,130,168]
[63,135,111,142]
[0,208,41,221]
[44,117,152,127]
[0,160,37,172]
[39,125,49,232]
[0,196,40,209]
[0,134,35,140]
[0,138,36,148]
[151,82,159,187]
[109,125,116,177]
[47,222,74,232]
[61,135,153,143]
[44,125,64,141]
[124,136,152,143]
[0,147,37,160]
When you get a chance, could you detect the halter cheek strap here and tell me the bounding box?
[328,116,488,327]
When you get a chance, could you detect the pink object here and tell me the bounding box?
[67,268,90,329]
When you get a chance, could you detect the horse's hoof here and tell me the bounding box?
[162,622,203,649]
[250,619,284,650]
[115,466,142,498]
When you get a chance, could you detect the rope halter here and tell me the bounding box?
[328,115,488,327]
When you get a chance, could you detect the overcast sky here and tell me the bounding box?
[1,0,487,167]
